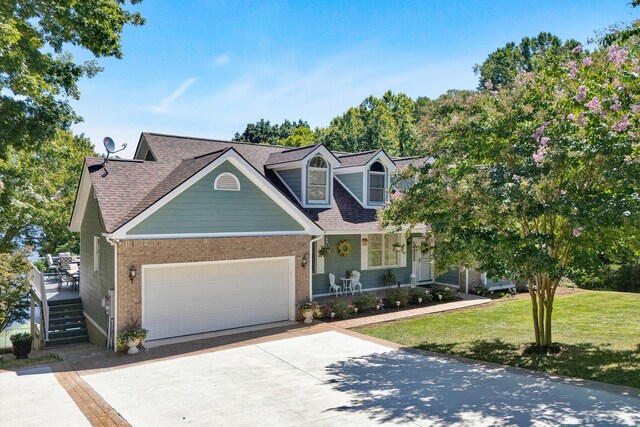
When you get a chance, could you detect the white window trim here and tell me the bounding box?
[307,156,330,205]
[361,233,407,270]
[368,167,387,206]
[93,236,100,272]
[214,172,241,191]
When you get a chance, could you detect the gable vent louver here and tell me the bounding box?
[214,172,241,191]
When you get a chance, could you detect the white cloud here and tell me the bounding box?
[214,54,231,66]
[152,77,198,113]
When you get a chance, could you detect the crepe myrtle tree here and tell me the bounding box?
[381,39,640,348]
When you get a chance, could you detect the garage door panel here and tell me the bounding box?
[143,258,292,340]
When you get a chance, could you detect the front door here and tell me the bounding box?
[413,238,433,282]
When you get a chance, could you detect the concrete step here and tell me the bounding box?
[45,335,89,348]
[49,328,88,340]
[49,318,86,331]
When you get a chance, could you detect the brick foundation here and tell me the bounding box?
[115,235,311,334]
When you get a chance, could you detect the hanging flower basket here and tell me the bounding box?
[392,242,405,252]
[337,240,352,257]
[318,246,332,257]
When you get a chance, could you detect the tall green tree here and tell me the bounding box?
[0,249,30,333]
[321,90,420,156]
[0,0,144,158]
[601,0,639,46]
[233,119,311,145]
[0,131,95,254]
[383,37,640,348]
[474,32,579,90]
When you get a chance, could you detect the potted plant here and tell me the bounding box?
[10,333,33,359]
[392,242,405,252]
[345,269,352,278]
[117,324,148,354]
[299,301,321,324]
[318,246,332,257]
[419,241,431,254]
[383,269,396,287]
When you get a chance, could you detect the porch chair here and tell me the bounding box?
[58,252,72,270]
[60,262,79,292]
[351,270,363,294]
[45,254,60,278]
[328,273,342,296]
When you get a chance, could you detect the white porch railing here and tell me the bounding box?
[28,264,49,342]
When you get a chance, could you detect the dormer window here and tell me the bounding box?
[308,155,329,203]
[368,161,387,204]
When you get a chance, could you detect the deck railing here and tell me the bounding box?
[28,264,49,342]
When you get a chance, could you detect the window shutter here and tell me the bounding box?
[316,243,325,274]
[361,234,368,270]
[214,173,240,191]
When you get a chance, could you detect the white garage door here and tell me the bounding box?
[142,257,293,340]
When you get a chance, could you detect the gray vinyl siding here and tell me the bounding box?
[335,172,363,202]
[436,267,460,286]
[312,234,412,296]
[129,161,304,235]
[486,277,514,289]
[80,187,115,335]
[277,168,302,200]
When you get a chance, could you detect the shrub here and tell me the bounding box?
[385,288,410,306]
[431,285,457,301]
[471,283,489,296]
[10,332,33,359]
[408,287,431,304]
[610,264,640,293]
[354,293,378,312]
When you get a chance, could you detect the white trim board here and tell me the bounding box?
[106,149,323,239]
[120,231,309,240]
[83,312,108,337]
[69,164,91,232]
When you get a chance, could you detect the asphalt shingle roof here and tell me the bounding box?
[84,133,429,234]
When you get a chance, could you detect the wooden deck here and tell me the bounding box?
[44,276,80,303]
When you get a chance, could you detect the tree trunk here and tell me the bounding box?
[528,279,541,346]
[529,274,559,348]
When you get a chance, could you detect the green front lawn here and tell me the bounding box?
[357,290,640,389]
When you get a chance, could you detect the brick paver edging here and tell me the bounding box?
[53,362,131,427]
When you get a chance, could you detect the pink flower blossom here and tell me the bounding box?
[390,191,405,201]
[531,123,548,141]
[484,80,494,90]
[582,56,593,66]
[540,137,550,146]
[572,45,582,54]
[575,85,587,103]
[442,175,452,183]
[608,45,628,68]
[610,99,621,112]
[560,190,567,196]
[576,113,588,127]
[532,147,546,164]
[512,175,521,182]
[584,97,603,115]
[631,104,640,113]
[566,113,575,120]
[446,186,452,193]
[612,117,631,132]
[567,61,578,79]
[573,227,583,237]
[424,224,433,233]
[490,90,498,97]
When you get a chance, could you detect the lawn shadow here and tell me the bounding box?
[325,346,640,425]
[417,339,640,390]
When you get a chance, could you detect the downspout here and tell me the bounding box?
[309,234,323,301]
[105,237,120,352]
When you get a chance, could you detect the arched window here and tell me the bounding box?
[307,155,329,203]
[369,161,386,204]
[214,172,240,191]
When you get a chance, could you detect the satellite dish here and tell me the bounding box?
[103,137,116,153]
[100,136,128,177]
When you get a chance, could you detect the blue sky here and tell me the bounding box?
[70,0,638,158]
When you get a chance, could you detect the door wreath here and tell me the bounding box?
[337,240,352,257]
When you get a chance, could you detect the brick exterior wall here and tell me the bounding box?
[115,235,311,334]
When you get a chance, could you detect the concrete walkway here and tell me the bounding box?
[331,293,490,328]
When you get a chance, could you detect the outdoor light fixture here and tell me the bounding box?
[129,265,136,282]
[301,254,309,267]
[407,237,413,245]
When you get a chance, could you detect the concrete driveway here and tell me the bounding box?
[78,330,640,426]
